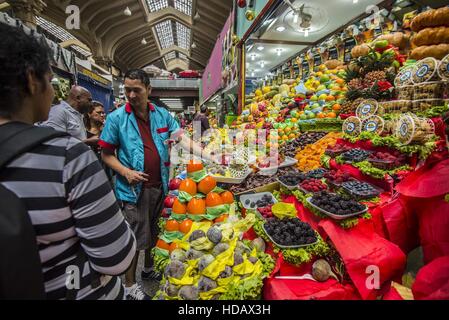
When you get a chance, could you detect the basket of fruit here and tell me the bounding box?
[240,192,277,210]
[368,152,404,170]
[341,180,382,200]
[341,149,372,163]
[299,179,328,194]
[307,192,368,220]
[263,218,318,249]
[277,173,307,190]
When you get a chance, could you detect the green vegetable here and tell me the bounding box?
[353,161,411,179]
[321,154,331,169]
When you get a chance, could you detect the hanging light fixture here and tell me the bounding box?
[124,7,132,16]
[304,29,309,37]
[141,38,148,45]
[193,12,201,21]
[191,42,197,49]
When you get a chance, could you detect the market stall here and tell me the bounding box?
[151,0,449,300]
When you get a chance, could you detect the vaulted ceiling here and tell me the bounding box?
[38,0,233,72]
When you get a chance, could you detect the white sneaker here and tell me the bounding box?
[125,284,151,300]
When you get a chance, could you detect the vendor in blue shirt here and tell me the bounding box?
[99,69,211,300]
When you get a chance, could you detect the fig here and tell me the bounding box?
[212,243,230,256]
[233,252,244,266]
[248,256,258,264]
[164,260,186,280]
[312,259,338,282]
[218,266,233,279]
[198,276,217,292]
[189,230,206,242]
[164,282,180,297]
[186,248,204,260]
[198,254,215,272]
[178,285,199,300]
[170,249,186,262]
[251,237,266,252]
[207,227,223,244]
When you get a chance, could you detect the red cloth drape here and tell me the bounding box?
[412,256,449,300]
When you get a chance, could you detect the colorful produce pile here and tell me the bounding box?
[295,132,342,171]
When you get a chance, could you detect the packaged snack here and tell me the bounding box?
[412,57,440,84]
[356,99,383,118]
[412,99,446,112]
[362,115,385,135]
[342,116,362,136]
[395,113,435,145]
[396,85,415,100]
[438,54,449,80]
[395,65,415,87]
[413,81,448,100]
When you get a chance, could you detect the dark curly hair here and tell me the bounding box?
[0,23,53,118]
[124,69,151,87]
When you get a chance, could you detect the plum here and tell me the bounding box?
[248,256,259,264]
[206,227,223,244]
[212,243,230,256]
[233,252,244,266]
[164,260,186,280]
[251,238,266,252]
[218,266,233,279]
[178,286,199,300]
[198,276,217,292]
[164,282,180,297]
[198,254,215,272]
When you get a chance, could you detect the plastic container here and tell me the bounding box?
[258,157,298,174]
[362,115,385,134]
[368,158,399,170]
[262,224,318,249]
[277,178,300,190]
[395,113,435,145]
[239,192,278,210]
[343,116,362,136]
[306,168,329,179]
[412,99,447,112]
[306,197,368,220]
[438,53,449,80]
[211,168,252,184]
[413,81,448,100]
[341,181,382,200]
[395,65,415,87]
[396,85,415,100]
[298,184,327,195]
[412,57,440,84]
[356,99,382,118]
[341,149,372,163]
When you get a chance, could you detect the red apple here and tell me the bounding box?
[169,178,182,191]
[161,208,170,218]
[164,195,176,208]
[237,0,247,8]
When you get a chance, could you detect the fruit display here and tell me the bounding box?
[295,132,342,171]
[323,170,352,186]
[309,192,367,217]
[263,218,317,247]
[341,180,381,199]
[241,193,276,209]
[341,148,372,163]
[368,151,406,170]
[306,168,329,179]
[257,205,274,219]
[300,179,328,193]
[279,132,327,157]
[278,173,306,187]
[325,142,351,157]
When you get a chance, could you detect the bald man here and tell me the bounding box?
[40,86,97,144]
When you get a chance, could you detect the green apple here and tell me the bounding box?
[300,114,307,120]
[310,95,318,101]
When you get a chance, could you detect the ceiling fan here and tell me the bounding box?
[283,0,313,29]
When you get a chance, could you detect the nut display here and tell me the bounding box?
[413,81,448,100]
[395,65,415,87]
[396,85,415,100]
[412,57,440,83]
[395,113,435,145]
[438,53,449,80]
[412,99,447,112]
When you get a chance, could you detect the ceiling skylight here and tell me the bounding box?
[176,21,191,50]
[155,20,174,49]
[146,0,169,13]
[174,0,192,16]
[165,51,177,61]
[178,52,188,61]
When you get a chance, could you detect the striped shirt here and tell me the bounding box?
[0,135,136,300]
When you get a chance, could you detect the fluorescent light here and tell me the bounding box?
[260,61,265,68]
[257,46,264,51]
[251,54,256,61]
[293,14,298,24]
[276,26,286,32]
[251,72,255,77]
[276,48,283,56]
[304,29,309,37]
[353,0,359,3]
[141,38,148,45]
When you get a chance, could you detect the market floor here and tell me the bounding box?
[121,251,160,298]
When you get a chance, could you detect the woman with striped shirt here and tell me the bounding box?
[0,24,136,299]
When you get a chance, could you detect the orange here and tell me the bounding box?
[172,198,187,215]
[220,191,234,204]
[187,198,206,215]
[168,242,179,253]
[165,220,179,232]
[179,219,193,234]
[206,192,223,207]
[326,95,335,102]
[284,127,291,134]
[186,160,204,173]
[282,135,289,141]
[336,78,345,85]
[289,133,296,139]
[332,104,341,112]
[317,112,325,118]
[198,176,217,194]
[327,112,337,118]
[156,239,170,251]
[179,178,197,196]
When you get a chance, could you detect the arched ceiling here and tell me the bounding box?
[39,0,233,72]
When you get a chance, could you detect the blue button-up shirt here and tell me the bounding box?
[99,103,180,203]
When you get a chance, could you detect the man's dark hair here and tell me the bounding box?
[124,69,151,87]
[0,23,53,118]
[200,105,208,113]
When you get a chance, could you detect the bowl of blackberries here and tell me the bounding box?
[263,217,318,248]
[341,149,372,163]
[277,173,306,189]
[341,180,381,200]
[240,192,277,210]
[308,191,368,220]
[306,168,329,179]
